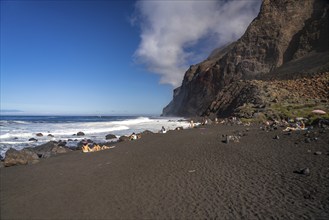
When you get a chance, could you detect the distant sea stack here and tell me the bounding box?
[162,0,329,118]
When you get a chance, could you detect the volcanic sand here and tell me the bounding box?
[1,124,329,219]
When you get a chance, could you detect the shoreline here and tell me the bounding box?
[1,122,329,219]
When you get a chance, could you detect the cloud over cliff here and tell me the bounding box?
[133,0,261,87]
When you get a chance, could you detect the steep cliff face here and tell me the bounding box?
[162,0,329,117]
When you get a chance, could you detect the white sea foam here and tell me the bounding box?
[0,116,190,158]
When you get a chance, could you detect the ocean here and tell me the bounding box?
[0,115,190,158]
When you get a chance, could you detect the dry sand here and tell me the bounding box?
[1,124,329,219]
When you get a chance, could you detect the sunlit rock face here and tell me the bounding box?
[162,0,329,117]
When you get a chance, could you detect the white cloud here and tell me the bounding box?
[134,0,261,87]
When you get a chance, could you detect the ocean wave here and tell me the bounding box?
[112,117,153,125]
[0,120,30,126]
[0,132,33,139]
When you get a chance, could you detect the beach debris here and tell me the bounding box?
[77,131,85,136]
[4,148,39,167]
[283,120,307,132]
[224,135,240,144]
[36,133,43,137]
[105,134,117,140]
[312,109,326,115]
[314,151,322,155]
[294,167,310,176]
[188,170,196,173]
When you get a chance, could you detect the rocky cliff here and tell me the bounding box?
[162,0,329,118]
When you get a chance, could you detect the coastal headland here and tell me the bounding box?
[1,122,329,219]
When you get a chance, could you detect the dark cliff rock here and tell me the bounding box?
[163,0,329,117]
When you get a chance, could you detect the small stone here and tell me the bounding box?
[297,168,310,176]
[305,138,311,143]
[314,151,322,155]
[48,134,54,137]
[36,133,43,137]
[307,149,311,153]
[225,136,230,144]
[274,135,279,140]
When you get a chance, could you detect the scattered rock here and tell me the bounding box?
[48,134,54,137]
[223,135,240,144]
[77,131,85,136]
[305,138,311,143]
[294,167,310,176]
[28,138,38,142]
[105,134,117,140]
[57,141,67,147]
[175,127,184,130]
[224,136,230,144]
[36,133,43,137]
[314,151,322,155]
[4,148,39,167]
[139,130,154,136]
[274,135,280,140]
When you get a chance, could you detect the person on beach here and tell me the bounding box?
[190,120,195,128]
[130,133,137,140]
[160,126,167,133]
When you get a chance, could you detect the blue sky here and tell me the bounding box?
[0,0,261,116]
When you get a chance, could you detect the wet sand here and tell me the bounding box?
[1,124,329,219]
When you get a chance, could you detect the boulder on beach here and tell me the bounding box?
[32,141,72,158]
[36,133,43,137]
[119,136,130,142]
[139,130,154,136]
[4,148,39,167]
[77,131,85,136]
[105,134,117,140]
[48,134,54,137]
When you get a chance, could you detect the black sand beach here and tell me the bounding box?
[1,124,329,219]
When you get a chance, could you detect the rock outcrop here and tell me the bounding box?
[163,0,329,117]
